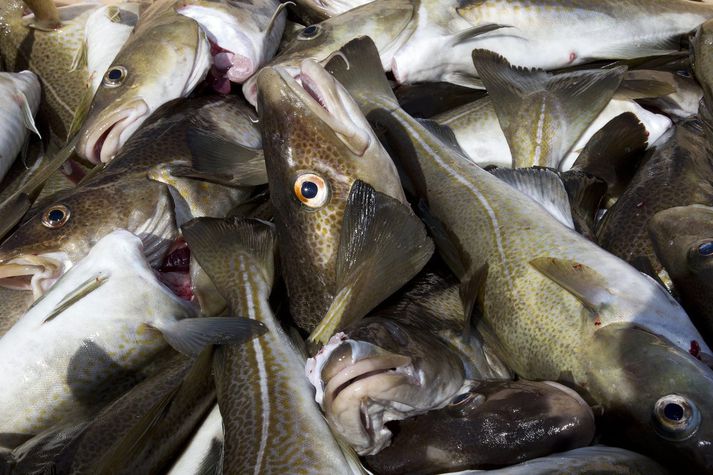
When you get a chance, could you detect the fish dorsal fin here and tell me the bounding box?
[309,181,434,344]
[572,112,648,195]
[185,129,267,187]
[325,36,398,114]
[530,257,613,311]
[416,118,466,155]
[491,167,575,229]
[451,23,510,46]
[182,217,276,308]
[472,49,626,169]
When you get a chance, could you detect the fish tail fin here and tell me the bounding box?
[309,180,434,344]
[325,36,398,115]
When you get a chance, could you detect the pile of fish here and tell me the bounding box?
[2,0,713,473]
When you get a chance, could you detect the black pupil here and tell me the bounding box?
[451,393,470,405]
[699,242,713,256]
[47,209,65,223]
[107,69,123,81]
[664,402,685,421]
[303,25,317,36]
[301,181,319,199]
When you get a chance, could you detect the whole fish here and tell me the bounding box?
[0,229,264,447]
[182,217,360,473]
[75,0,211,163]
[433,95,670,171]
[0,95,261,300]
[326,37,713,472]
[391,0,713,86]
[363,380,595,474]
[256,58,432,337]
[649,204,713,346]
[0,70,40,182]
[306,269,513,456]
[242,0,417,106]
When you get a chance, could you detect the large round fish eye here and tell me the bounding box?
[298,24,321,40]
[652,394,700,441]
[294,173,329,208]
[103,66,127,88]
[698,241,713,256]
[41,204,71,229]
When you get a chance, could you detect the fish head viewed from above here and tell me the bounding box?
[649,204,713,345]
[587,323,713,473]
[242,0,415,106]
[306,321,470,456]
[76,7,210,164]
[256,59,407,332]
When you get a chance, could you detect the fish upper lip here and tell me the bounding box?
[78,100,150,164]
[0,253,70,299]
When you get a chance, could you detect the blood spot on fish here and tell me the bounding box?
[573,263,583,271]
[594,315,601,327]
[568,52,577,63]
[690,340,701,359]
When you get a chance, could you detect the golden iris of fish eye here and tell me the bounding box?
[103,66,128,88]
[294,173,329,208]
[41,204,71,229]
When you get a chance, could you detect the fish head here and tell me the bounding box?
[76,14,210,163]
[306,320,468,455]
[242,0,415,106]
[588,323,713,472]
[256,60,404,330]
[649,204,713,280]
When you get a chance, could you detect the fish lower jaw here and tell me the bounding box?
[0,252,71,299]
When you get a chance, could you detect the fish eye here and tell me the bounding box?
[677,69,692,78]
[294,173,329,208]
[41,204,71,229]
[103,66,127,87]
[299,24,321,40]
[698,241,713,256]
[652,394,700,441]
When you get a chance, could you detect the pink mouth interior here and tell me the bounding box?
[300,74,330,111]
[156,240,193,301]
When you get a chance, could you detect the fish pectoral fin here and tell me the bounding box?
[572,112,648,193]
[325,37,398,113]
[617,70,677,100]
[491,167,575,229]
[151,316,267,357]
[309,180,434,344]
[417,199,469,279]
[17,92,41,139]
[593,36,681,61]
[529,257,612,311]
[186,128,267,187]
[460,263,489,338]
[416,118,467,155]
[181,217,276,307]
[559,170,607,237]
[42,273,110,323]
[472,49,626,168]
[70,34,88,72]
[451,23,512,46]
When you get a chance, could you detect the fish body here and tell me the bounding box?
[433,96,671,170]
[391,0,713,85]
[0,230,196,444]
[326,37,713,471]
[242,0,417,106]
[0,70,40,182]
[292,0,373,22]
[597,117,713,275]
[183,218,357,473]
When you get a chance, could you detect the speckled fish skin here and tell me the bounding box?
[596,118,713,276]
[0,70,40,182]
[242,0,416,106]
[0,1,96,141]
[0,96,256,299]
[433,96,671,171]
[0,230,197,447]
[256,62,406,333]
[76,0,211,163]
[183,218,356,474]
[326,37,713,471]
[391,0,713,85]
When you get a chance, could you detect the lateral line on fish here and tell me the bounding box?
[241,258,269,474]
[533,99,547,166]
[374,96,513,287]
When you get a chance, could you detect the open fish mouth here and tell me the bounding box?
[0,252,71,299]
[78,99,150,164]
